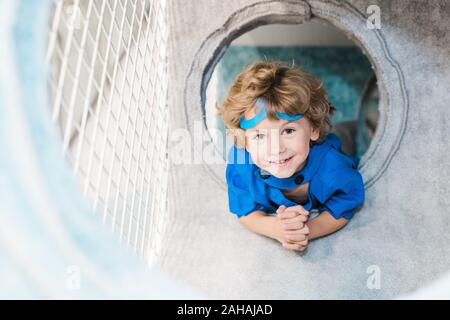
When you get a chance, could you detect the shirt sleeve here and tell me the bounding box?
[319,168,365,220]
[225,162,265,218]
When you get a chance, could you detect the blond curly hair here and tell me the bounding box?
[217,60,335,149]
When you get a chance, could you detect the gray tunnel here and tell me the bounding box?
[163,0,450,299]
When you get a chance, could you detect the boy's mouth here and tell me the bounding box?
[268,155,294,166]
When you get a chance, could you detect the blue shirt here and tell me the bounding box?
[225,133,365,220]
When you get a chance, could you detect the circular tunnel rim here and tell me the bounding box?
[183,0,409,190]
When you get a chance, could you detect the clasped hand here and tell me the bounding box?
[274,205,310,252]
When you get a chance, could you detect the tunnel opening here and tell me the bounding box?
[185,0,408,190]
[204,19,380,168]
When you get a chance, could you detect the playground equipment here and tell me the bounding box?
[1,0,450,299]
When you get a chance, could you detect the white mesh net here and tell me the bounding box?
[46,0,169,265]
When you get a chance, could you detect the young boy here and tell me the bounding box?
[218,61,365,252]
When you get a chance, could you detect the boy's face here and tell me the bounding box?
[245,115,320,179]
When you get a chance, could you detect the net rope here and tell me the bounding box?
[46,0,168,265]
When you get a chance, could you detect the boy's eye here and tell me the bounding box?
[283,128,296,135]
[254,133,265,140]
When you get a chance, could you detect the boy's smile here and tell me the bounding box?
[245,116,320,179]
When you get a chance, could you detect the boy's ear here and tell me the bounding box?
[310,126,320,142]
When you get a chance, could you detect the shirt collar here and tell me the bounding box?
[253,133,341,189]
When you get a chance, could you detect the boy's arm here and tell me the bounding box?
[238,210,281,242]
[306,211,349,240]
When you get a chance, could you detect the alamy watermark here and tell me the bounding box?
[366,265,381,290]
[367,5,382,29]
[66,264,81,290]
[65,4,82,30]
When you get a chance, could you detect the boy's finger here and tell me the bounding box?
[277,210,298,219]
[292,214,308,223]
[283,221,304,230]
[276,205,287,214]
[277,205,310,220]
[282,242,307,252]
[280,215,308,226]
[275,205,286,219]
[278,211,309,222]
[284,205,303,211]
[303,225,310,235]
[286,234,307,242]
[285,227,309,235]
[284,205,309,216]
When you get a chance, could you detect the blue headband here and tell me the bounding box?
[239,97,303,129]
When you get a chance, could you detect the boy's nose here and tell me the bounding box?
[268,133,285,156]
